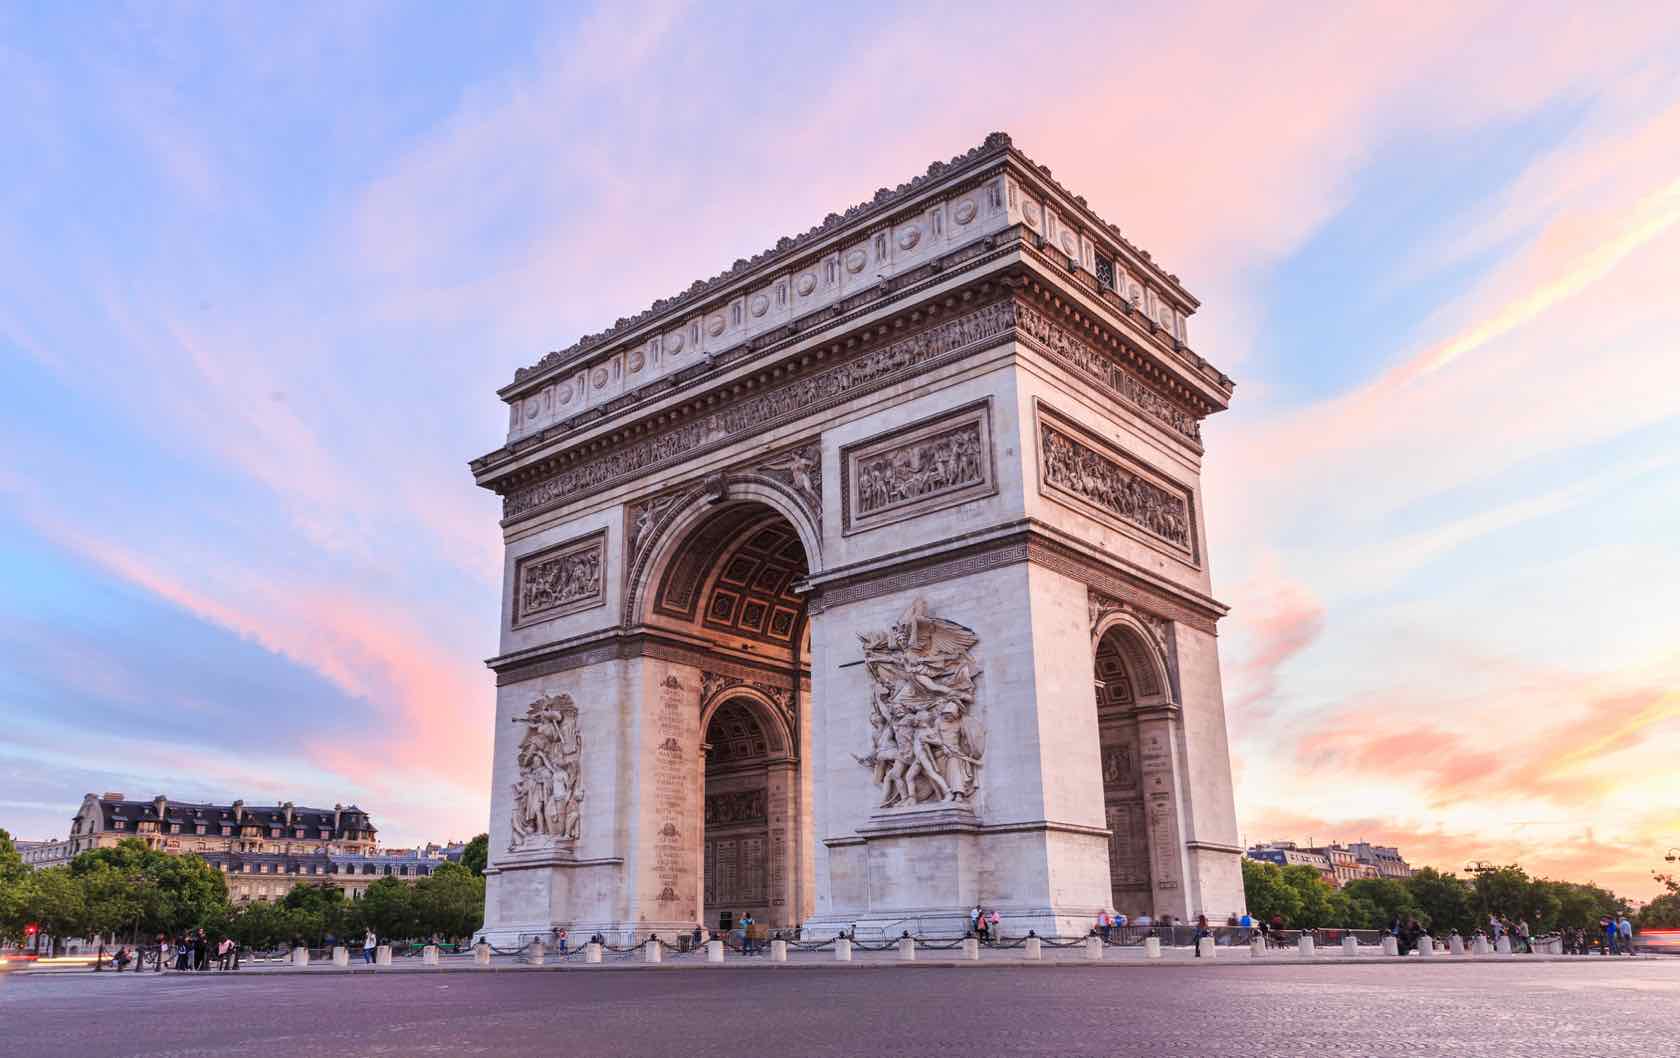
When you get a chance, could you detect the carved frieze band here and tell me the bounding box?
[705,790,767,827]
[841,401,996,535]
[512,530,607,627]
[1088,590,1172,664]
[1035,403,1197,563]
[503,299,1018,520]
[1015,301,1202,446]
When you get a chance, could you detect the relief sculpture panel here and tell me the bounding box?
[853,598,986,807]
[842,402,995,534]
[1035,404,1196,561]
[514,531,606,626]
[508,693,584,851]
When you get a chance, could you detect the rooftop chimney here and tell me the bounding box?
[101,792,125,801]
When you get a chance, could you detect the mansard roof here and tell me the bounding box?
[90,796,376,833]
[504,131,1197,394]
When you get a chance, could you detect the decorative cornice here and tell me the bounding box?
[499,132,1204,398]
[487,628,805,689]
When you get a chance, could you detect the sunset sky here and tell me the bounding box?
[2,3,1677,900]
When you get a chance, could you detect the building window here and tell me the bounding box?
[295,829,305,838]
[114,821,126,830]
[195,824,206,835]
[222,826,232,836]
[270,828,281,838]
[320,829,330,839]
[1095,255,1115,290]
[170,824,181,834]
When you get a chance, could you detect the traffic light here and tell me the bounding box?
[23,923,37,937]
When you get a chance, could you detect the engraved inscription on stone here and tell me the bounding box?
[514,531,606,625]
[843,403,995,533]
[1036,409,1194,555]
[704,789,767,826]
[652,673,694,911]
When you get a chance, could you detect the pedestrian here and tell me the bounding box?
[1097,909,1111,943]
[1238,910,1254,944]
[1194,914,1212,957]
[557,928,569,955]
[970,905,982,936]
[1617,915,1634,955]
[740,913,755,955]
[976,910,989,944]
[195,928,210,971]
[988,909,1001,943]
[691,925,703,950]
[363,928,378,965]
[157,935,169,972]
[174,936,190,971]
[1601,916,1617,955]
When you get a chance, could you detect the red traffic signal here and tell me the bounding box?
[24,923,38,936]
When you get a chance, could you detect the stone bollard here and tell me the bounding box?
[769,939,787,962]
[422,945,440,966]
[1416,936,1434,957]
[1381,935,1399,957]
[1197,937,1216,959]
[644,938,663,964]
[962,937,980,960]
[1144,936,1162,959]
[1449,935,1465,956]
[526,940,545,966]
[1024,936,1043,960]
[835,937,853,962]
[1298,935,1315,957]
[375,945,393,967]
[1342,936,1358,957]
[1250,936,1266,958]
[291,946,309,967]
[1496,936,1512,955]
[706,940,724,963]
[332,946,349,967]
[584,942,602,964]
[1085,936,1104,960]
[1471,935,1490,956]
[473,942,492,966]
[898,936,916,961]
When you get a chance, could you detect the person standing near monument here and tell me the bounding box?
[739,913,755,955]
[1618,915,1634,955]
[363,929,378,965]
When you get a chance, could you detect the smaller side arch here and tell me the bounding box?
[1091,612,1173,706]
[700,685,795,764]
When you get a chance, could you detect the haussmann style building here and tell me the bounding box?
[468,132,1245,942]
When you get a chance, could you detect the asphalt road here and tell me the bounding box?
[4,961,1675,1057]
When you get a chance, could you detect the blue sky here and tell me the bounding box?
[3,2,1678,897]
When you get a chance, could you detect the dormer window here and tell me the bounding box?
[114,821,126,830]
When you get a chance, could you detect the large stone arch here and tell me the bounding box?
[1090,610,1174,707]
[623,471,823,632]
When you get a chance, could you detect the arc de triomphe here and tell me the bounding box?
[469,133,1245,942]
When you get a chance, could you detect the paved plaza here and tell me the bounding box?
[5,959,1673,1057]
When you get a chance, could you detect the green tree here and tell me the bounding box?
[1405,868,1474,935]
[1339,877,1422,930]
[461,834,488,877]
[226,900,293,951]
[281,883,349,946]
[1279,864,1338,928]
[1241,859,1303,926]
[414,863,485,941]
[16,868,89,954]
[0,828,28,943]
[69,838,229,940]
[355,877,419,942]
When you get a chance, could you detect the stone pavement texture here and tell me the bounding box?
[3,959,1674,1057]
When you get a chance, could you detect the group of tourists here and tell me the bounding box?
[115,930,238,971]
[968,905,1004,943]
[1582,915,1638,955]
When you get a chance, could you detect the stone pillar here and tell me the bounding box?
[1342,935,1358,956]
[422,945,440,966]
[1417,936,1435,957]
[1135,710,1192,921]
[1197,937,1216,959]
[526,940,546,965]
[1249,935,1265,958]
[1085,936,1103,960]
[897,936,916,961]
[291,946,309,967]
[1144,936,1162,959]
[769,939,787,962]
[644,938,663,963]
[765,760,802,929]
[1449,934,1465,956]
[585,942,602,964]
[1297,935,1314,957]
[835,937,853,962]
[332,946,349,967]
[1471,935,1490,956]
[1381,935,1399,957]
[706,939,724,963]
[1024,936,1043,960]
[1496,936,1512,955]
[375,944,393,966]
[962,937,980,960]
